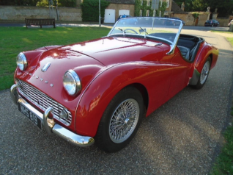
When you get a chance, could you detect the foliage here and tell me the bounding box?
[192,13,200,19]
[135,0,165,17]
[36,0,51,7]
[58,0,76,7]
[0,0,38,6]
[0,27,110,91]
[155,1,167,17]
[149,1,153,16]
[0,0,76,7]
[142,0,147,17]
[36,0,76,7]
[81,0,110,22]
[135,0,141,16]
[174,0,233,17]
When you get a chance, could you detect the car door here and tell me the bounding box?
[167,47,193,99]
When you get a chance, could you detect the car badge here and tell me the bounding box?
[42,62,51,72]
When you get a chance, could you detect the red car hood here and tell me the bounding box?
[61,37,169,66]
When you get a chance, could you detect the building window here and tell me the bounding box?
[146,10,150,16]
[147,0,150,6]
[140,10,142,17]
[141,0,143,6]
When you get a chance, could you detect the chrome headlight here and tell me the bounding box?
[63,70,81,96]
[16,52,27,71]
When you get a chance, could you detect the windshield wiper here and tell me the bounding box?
[118,28,125,36]
[139,27,148,39]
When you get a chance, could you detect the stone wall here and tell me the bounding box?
[173,12,208,26]
[173,12,230,27]
[0,6,82,21]
[217,18,230,27]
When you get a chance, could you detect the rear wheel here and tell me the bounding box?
[95,87,145,153]
[193,58,211,89]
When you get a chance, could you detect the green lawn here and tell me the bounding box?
[211,30,232,33]
[227,37,233,46]
[211,30,233,46]
[211,125,233,175]
[0,27,110,90]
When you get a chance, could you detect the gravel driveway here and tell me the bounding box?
[0,29,232,175]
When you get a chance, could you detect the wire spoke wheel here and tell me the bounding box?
[109,99,139,143]
[200,61,210,84]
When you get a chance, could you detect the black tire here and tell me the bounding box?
[192,58,211,89]
[95,87,145,153]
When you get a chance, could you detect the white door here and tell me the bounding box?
[104,9,115,23]
[119,10,130,16]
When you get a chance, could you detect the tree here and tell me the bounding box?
[81,0,110,22]
[174,0,233,17]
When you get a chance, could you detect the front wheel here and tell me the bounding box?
[95,87,145,153]
[192,58,211,89]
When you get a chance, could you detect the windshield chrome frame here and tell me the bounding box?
[107,17,183,55]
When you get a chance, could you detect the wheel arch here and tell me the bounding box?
[75,63,151,137]
[123,83,149,111]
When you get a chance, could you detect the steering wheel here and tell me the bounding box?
[124,29,138,34]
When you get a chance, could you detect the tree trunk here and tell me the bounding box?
[195,18,198,26]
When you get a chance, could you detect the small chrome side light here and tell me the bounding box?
[59,108,69,120]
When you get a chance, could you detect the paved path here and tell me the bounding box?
[0,21,230,32]
[0,29,232,175]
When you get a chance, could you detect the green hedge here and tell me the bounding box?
[134,0,167,17]
[81,0,110,22]
[0,0,76,7]
[37,0,76,7]
[58,0,76,7]
[0,0,38,6]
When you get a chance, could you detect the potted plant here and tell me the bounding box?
[192,13,199,26]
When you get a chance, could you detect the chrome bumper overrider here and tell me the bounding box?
[10,84,94,147]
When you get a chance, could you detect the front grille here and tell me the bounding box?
[17,80,72,126]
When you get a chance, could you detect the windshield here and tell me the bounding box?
[108,17,183,45]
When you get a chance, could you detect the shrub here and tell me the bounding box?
[0,0,38,6]
[59,0,76,7]
[81,0,110,22]
[0,0,76,7]
[36,0,76,7]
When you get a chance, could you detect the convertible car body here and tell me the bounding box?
[11,17,219,152]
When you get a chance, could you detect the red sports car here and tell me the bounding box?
[11,17,219,153]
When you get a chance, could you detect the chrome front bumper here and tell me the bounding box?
[10,84,94,147]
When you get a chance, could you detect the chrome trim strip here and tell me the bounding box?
[107,19,119,36]
[167,22,183,55]
[189,68,201,85]
[10,84,18,104]
[16,97,94,147]
[41,62,51,72]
